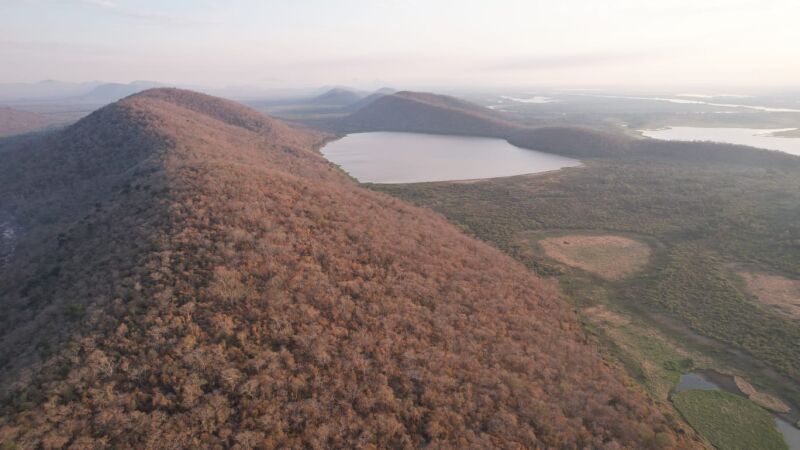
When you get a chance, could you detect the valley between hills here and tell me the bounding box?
[1,87,799,449]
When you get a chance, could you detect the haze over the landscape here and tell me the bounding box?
[2,1,800,449]
[2,0,800,89]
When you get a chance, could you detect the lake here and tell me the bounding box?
[640,127,800,156]
[321,132,581,184]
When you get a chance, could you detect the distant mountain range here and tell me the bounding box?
[68,81,165,104]
[309,87,365,106]
[0,80,102,102]
[0,80,163,104]
[246,87,397,112]
[0,89,691,448]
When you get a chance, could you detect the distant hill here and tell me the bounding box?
[0,80,165,106]
[0,89,692,448]
[69,81,165,104]
[340,87,398,113]
[310,87,365,106]
[0,107,56,136]
[340,91,522,135]
[245,87,367,113]
[337,91,800,164]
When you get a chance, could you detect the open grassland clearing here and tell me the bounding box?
[539,234,651,279]
[672,390,788,450]
[583,304,708,401]
[641,245,800,386]
[737,271,800,320]
[373,157,800,429]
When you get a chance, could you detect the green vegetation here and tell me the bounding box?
[672,390,787,450]
[375,160,800,273]
[640,245,800,380]
[373,157,800,412]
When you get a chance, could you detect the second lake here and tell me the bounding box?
[640,126,800,156]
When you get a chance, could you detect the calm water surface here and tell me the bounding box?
[321,132,581,183]
[641,127,800,156]
[674,372,721,392]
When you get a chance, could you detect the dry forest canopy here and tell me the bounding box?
[0,89,696,448]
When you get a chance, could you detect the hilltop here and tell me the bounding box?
[0,89,694,448]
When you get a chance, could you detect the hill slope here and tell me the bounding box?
[0,107,56,136]
[0,89,693,448]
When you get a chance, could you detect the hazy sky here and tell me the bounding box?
[1,0,799,89]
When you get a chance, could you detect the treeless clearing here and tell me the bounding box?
[738,271,800,320]
[539,235,651,280]
[734,376,792,413]
[583,304,630,326]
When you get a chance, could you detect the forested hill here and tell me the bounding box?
[337,91,800,166]
[0,89,696,448]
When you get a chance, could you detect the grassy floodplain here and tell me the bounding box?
[672,390,787,450]
[372,149,800,442]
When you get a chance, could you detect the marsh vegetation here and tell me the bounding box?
[373,143,800,447]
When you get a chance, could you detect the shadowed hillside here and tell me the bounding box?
[340,91,522,137]
[0,89,696,449]
[339,88,398,113]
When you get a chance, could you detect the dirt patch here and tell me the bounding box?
[539,235,651,280]
[738,271,800,320]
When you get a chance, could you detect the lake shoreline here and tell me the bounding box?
[321,131,581,184]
